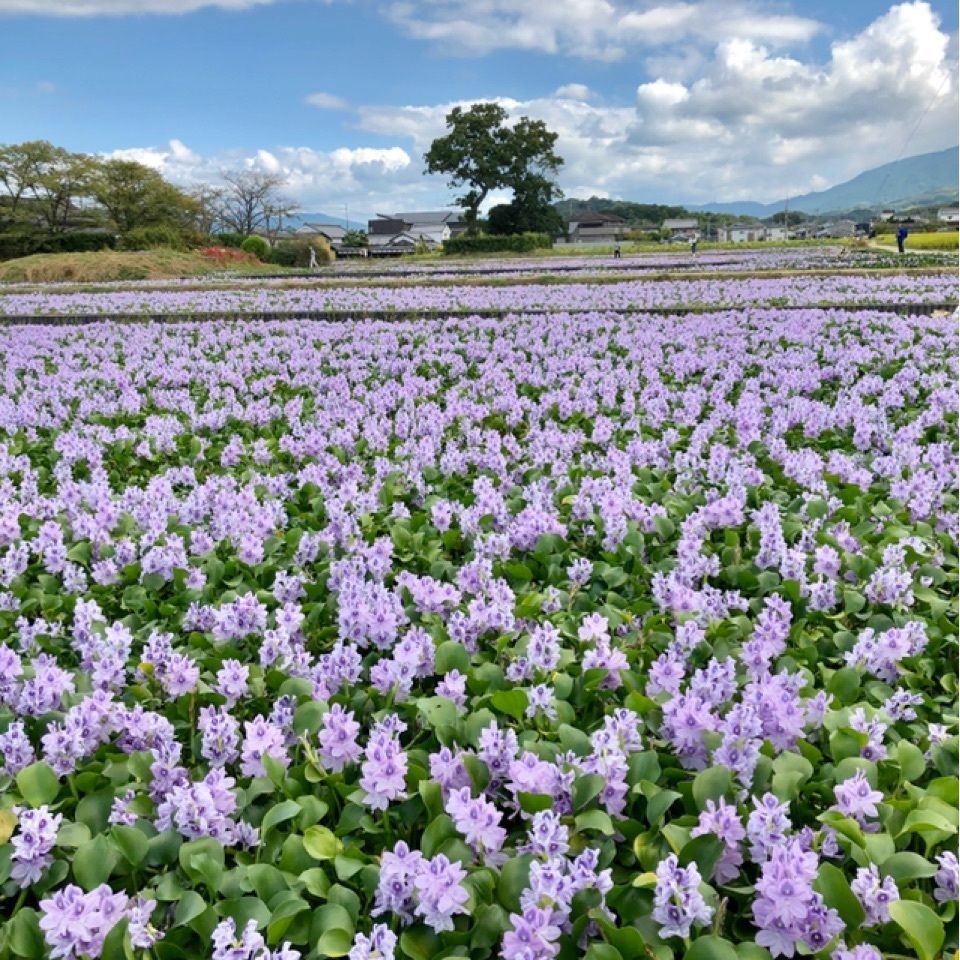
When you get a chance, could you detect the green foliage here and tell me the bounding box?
[425,102,563,234]
[241,234,271,259]
[119,223,188,251]
[443,231,553,255]
[268,237,334,267]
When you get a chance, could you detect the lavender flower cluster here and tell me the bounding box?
[0,282,955,960]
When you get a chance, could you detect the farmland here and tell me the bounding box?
[0,250,956,960]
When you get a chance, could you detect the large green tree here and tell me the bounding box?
[424,103,563,234]
[92,159,197,235]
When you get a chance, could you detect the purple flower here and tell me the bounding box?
[832,770,883,826]
[851,864,899,925]
[373,840,424,922]
[240,716,289,778]
[413,853,470,932]
[360,719,408,811]
[349,924,396,960]
[691,798,746,883]
[502,906,561,960]
[934,851,959,902]
[652,854,713,939]
[39,884,129,960]
[445,786,506,862]
[318,704,362,772]
[11,805,62,887]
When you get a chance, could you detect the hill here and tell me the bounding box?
[690,147,958,217]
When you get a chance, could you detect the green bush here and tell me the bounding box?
[120,224,186,251]
[443,232,553,255]
[241,235,271,260]
[216,232,246,249]
[50,231,117,254]
[267,237,334,268]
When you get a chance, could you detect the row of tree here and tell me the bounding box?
[0,140,296,256]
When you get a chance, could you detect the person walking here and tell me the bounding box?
[308,245,319,270]
[613,242,621,260]
[690,234,699,255]
[896,226,907,254]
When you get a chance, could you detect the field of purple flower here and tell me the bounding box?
[0,261,957,960]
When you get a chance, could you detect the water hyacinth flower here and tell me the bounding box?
[850,864,899,925]
[832,770,883,827]
[934,851,958,902]
[318,703,362,772]
[349,924,397,960]
[39,884,129,959]
[11,805,62,887]
[652,854,713,939]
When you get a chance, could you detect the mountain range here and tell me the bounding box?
[689,147,958,217]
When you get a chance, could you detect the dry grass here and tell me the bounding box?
[0,249,280,283]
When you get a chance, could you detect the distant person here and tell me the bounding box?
[690,235,699,255]
[896,226,907,254]
[613,242,621,260]
[308,245,319,270]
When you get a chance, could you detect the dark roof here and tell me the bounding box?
[393,210,463,224]
[567,211,625,223]
[369,217,408,235]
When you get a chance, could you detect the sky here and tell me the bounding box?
[1,0,958,219]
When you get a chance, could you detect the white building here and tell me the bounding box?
[662,218,699,236]
[719,222,765,242]
[937,207,959,224]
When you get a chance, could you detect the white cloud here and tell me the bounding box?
[103,138,419,218]
[0,0,278,13]
[305,91,349,110]
[554,83,593,101]
[96,3,958,213]
[354,3,958,204]
[385,0,822,60]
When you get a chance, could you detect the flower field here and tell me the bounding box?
[0,261,957,960]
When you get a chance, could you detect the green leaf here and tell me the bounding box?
[880,852,937,883]
[896,741,926,783]
[584,945,623,960]
[692,767,731,811]
[399,927,441,960]
[112,825,150,866]
[293,701,326,736]
[15,761,60,808]
[572,774,606,811]
[434,641,470,675]
[812,863,865,930]
[218,897,271,930]
[684,937,740,960]
[574,810,615,835]
[498,855,533,912]
[771,752,814,801]
[261,799,302,836]
[827,667,861,704]
[678,835,724,880]
[888,900,945,960]
[7,908,45,959]
[73,834,118,890]
[843,589,866,614]
[416,696,459,729]
[490,689,528,722]
[518,792,555,815]
[304,825,342,860]
[174,891,208,927]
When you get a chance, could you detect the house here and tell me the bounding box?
[817,219,856,238]
[662,218,699,236]
[366,210,464,254]
[764,225,789,241]
[937,207,959,224]
[294,223,348,249]
[566,212,626,243]
[718,222,766,242]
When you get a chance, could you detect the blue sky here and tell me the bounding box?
[1,0,957,216]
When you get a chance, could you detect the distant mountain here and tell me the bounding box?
[690,147,959,217]
[285,211,365,230]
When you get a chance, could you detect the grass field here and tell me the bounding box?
[0,248,288,283]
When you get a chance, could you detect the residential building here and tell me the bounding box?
[565,212,626,243]
[294,222,348,249]
[937,207,959,224]
[764,225,789,241]
[366,210,464,254]
[718,222,765,242]
[817,219,857,238]
[662,217,699,236]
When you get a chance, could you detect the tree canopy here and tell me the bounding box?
[424,103,564,234]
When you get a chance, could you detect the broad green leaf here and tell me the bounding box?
[888,900,945,960]
[15,762,60,808]
[304,825,342,860]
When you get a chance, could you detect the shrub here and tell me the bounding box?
[241,235,271,260]
[268,237,334,267]
[216,232,246,249]
[120,224,187,251]
[442,232,553,255]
